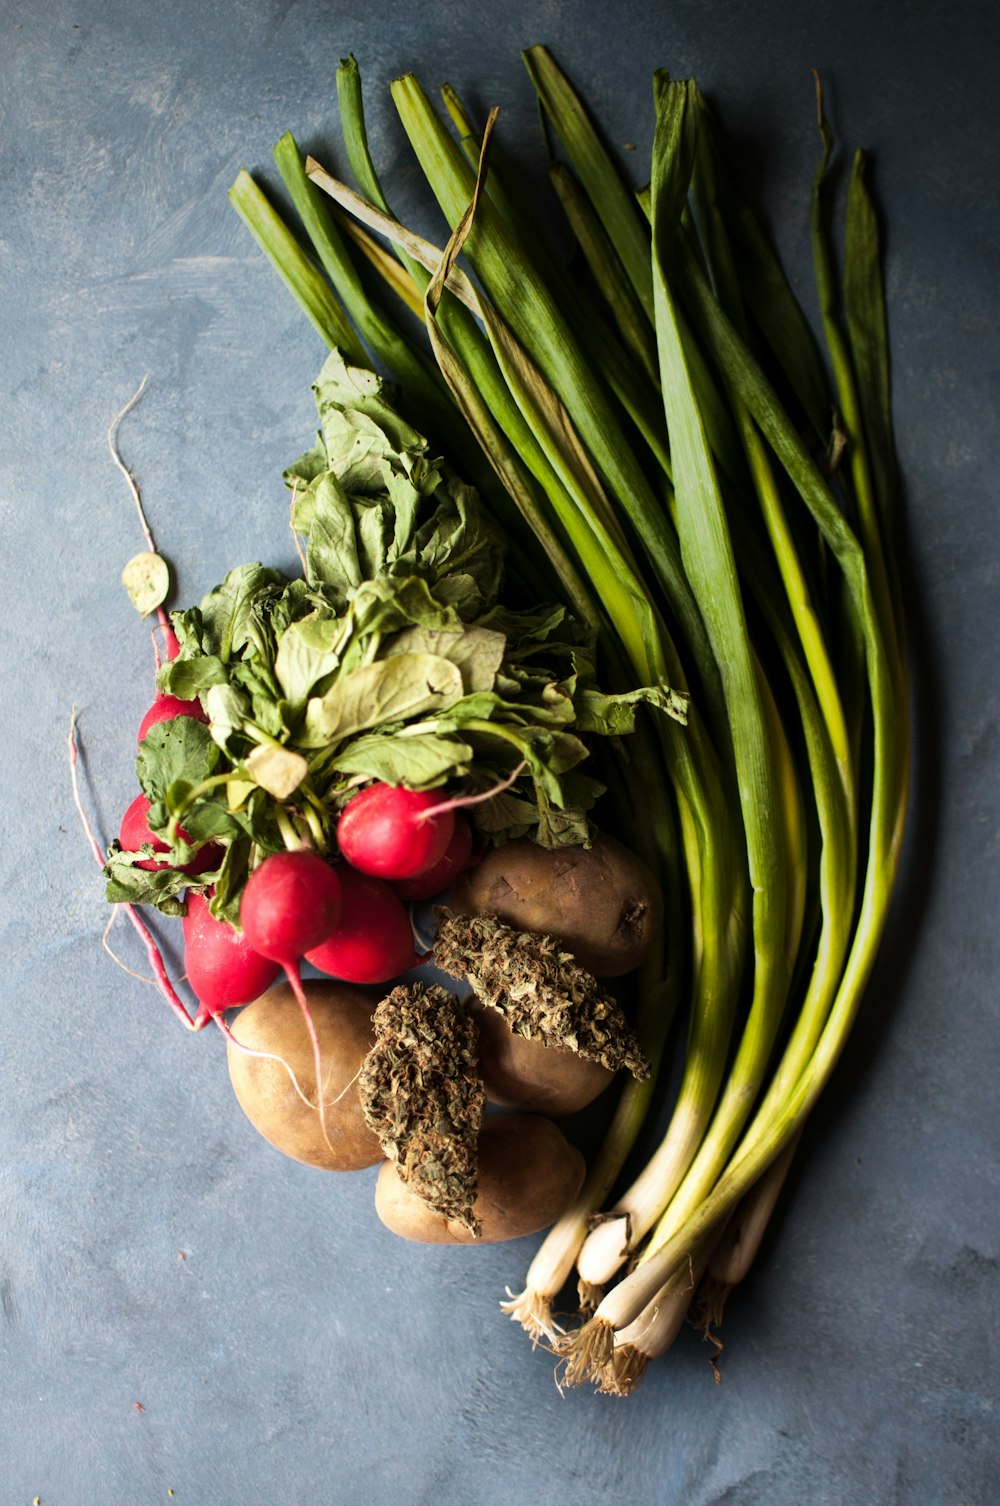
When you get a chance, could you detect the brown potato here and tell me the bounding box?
[449,832,661,977]
[474,1002,616,1115]
[226,980,382,1171]
[375,1113,585,1244]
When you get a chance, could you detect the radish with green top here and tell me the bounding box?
[392,815,475,902]
[239,850,344,1150]
[336,783,456,880]
[306,868,422,984]
[118,792,218,876]
[183,890,281,1028]
[137,694,208,745]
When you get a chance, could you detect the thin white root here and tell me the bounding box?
[500,1286,563,1347]
[101,910,156,985]
[107,376,155,551]
[595,1342,650,1397]
[100,909,190,990]
[328,1062,363,1107]
[68,706,111,872]
[288,965,339,1163]
[576,1278,605,1315]
[213,1015,319,1114]
[552,1316,616,1389]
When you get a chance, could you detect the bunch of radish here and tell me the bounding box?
[117,678,477,1033]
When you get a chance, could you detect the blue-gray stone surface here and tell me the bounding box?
[1,1,997,1501]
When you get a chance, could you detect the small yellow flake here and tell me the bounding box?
[244,743,308,800]
[226,777,257,811]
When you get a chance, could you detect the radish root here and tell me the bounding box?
[68,706,196,1030]
[284,962,338,1160]
[210,1013,317,1112]
[107,375,173,646]
[416,760,528,823]
[107,376,153,550]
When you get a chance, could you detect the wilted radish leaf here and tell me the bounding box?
[122,550,170,618]
[244,743,309,800]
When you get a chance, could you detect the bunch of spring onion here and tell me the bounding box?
[227,47,909,1393]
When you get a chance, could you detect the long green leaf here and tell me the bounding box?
[549,159,659,381]
[844,148,906,647]
[697,96,832,444]
[646,76,791,1246]
[272,131,458,438]
[689,94,855,810]
[444,91,675,483]
[523,44,655,323]
[810,85,898,669]
[228,169,367,363]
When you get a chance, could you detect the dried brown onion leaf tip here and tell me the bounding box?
[433,909,650,1081]
[358,983,486,1236]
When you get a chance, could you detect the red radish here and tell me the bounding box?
[138,694,208,744]
[118,792,219,875]
[239,851,343,964]
[239,850,345,1157]
[183,890,280,1027]
[392,815,476,901]
[337,784,455,881]
[306,869,422,984]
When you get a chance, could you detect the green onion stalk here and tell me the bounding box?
[228,45,910,1390]
[569,75,863,1305]
[554,89,908,1388]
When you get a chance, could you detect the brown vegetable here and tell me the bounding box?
[474,1001,616,1115]
[448,832,661,977]
[359,982,485,1233]
[226,980,382,1171]
[435,910,649,1082]
[374,1113,585,1244]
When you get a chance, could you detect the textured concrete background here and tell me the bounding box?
[2,0,998,1501]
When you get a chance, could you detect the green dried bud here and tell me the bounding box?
[359,983,486,1236]
[434,909,649,1081]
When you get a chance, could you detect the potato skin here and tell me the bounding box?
[449,832,662,977]
[375,1113,585,1244]
[474,1003,615,1116]
[227,980,382,1171]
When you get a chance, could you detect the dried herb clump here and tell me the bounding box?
[359,983,486,1236]
[434,909,650,1081]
